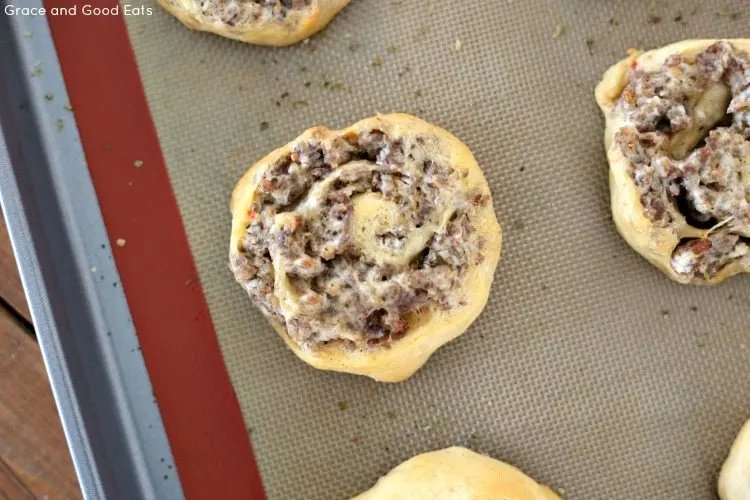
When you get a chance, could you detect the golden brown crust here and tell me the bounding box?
[157,0,350,46]
[350,447,560,500]
[719,417,750,500]
[230,113,502,382]
[595,39,750,285]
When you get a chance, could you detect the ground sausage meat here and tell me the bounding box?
[615,41,750,279]
[232,129,487,351]
[199,0,312,27]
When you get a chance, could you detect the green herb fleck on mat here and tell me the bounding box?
[552,24,564,39]
[55,119,64,132]
[372,55,383,66]
[414,89,423,98]
[291,100,309,109]
[389,0,402,4]
[609,17,619,26]
[426,3,434,14]
[134,160,143,168]
[299,66,307,73]
[23,30,33,37]
[387,45,398,54]
[260,121,269,131]
[715,7,740,20]
[31,61,42,77]
[329,83,347,91]
[585,36,594,54]
[44,92,54,101]
[512,219,526,231]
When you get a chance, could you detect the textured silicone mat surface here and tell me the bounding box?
[123,1,749,498]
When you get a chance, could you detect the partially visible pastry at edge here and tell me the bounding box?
[229,113,502,382]
[350,447,559,500]
[719,418,750,500]
[157,0,350,46]
[595,39,750,284]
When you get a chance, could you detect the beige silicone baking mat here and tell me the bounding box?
[123,1,749,498]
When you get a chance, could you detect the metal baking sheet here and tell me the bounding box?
[122,0,750,498]
[0,6,181,498]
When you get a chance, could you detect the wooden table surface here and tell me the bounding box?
[0,210,82,499]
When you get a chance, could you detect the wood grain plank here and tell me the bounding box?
[0,211,31,322]
[0,457,36,500]
[0,307,81,499]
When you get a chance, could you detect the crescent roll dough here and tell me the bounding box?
[229,113,502,382]
[351,447,559,500]
[719,418,750,500]
[596,40,750,284]
[157,0,350,46]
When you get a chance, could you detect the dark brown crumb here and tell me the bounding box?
[609,17,619,26]
[348,42,360,52]
[351,436,361,444]
[280,91,290,99]
[647,14,662,24]
[661,309,669,317]
[585,37,594,54]
[304,81,311,87]
[519,166,525,172]
[386,410,396,419]
[260,121,269,131]
[673,12,683,22]
[337,400,348,411]
[689,306,698,312]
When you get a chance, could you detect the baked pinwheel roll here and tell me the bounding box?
[230,114,502,382]
[719,417,750,500]
[596,40,750,284]
[157,0,350,46]
[351,447,559,500]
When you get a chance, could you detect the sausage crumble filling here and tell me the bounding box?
[231,130,487,351]
[615,41,750,279]
[199,0,312,27]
